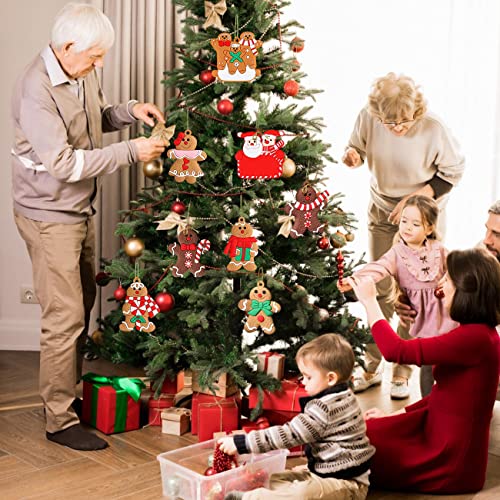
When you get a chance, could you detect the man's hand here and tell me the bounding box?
[395,299,417,327]
[342,147,362,168]
[217,437,237,455]
[364,407,386,420]
[132,102,165,127]
[388,196,408,225]
[131,137,168,162]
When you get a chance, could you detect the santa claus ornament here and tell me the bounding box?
[238,280,281,335]
[210,31,262,83]
[168,227,211,278]
[167,130,207,184]
[235,130,285,179]
[119,277,160,333]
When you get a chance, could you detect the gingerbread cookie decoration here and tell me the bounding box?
[223,217,259,272]
[168,227,211,278]
[284,182,329,238]
[167,130,207,184]
[238,280,281,335]
[210,32,261,82]
[119,277,160,333]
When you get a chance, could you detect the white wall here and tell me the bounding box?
[0,0,70,349]
[286,0,500,257]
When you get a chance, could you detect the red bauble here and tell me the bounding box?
[200,69,216,85]
[217,99,233,115]
[283,79,299,97]
[290,36,305,53]
[291,59,301,72]
[113,285,126,301]
[317,236,330,250]
[95,271,111,287]
[171,200,186,215]
[434,287,445,299]
[155,292,175,312]
[204,467,216,476]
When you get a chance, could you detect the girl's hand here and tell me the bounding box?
[217,437,237,455]
[346,276,377,304]
[342,147,362,168]
[364,407,386,420]
[336,279,352,293]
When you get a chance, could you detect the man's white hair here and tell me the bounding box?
[489,200,500,216]
[51,3,114,52]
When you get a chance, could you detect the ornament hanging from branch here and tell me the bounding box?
[167,130,207,184]
[156,212,195,235]
[238,280,281,335]
[223,216,259,272]
[124,237,145,257]
[119,277,160,333]
[203,0,227,31]
[235,130,285,179]
[142,158,163,180]
[168,227,211,278]
[150,121,176,144]
[281,181,329,238]
[210,32,262,82]
[217,98,233,115]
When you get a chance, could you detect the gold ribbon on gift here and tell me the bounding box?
[156,212,195,234]
[203,0,227,30]
[277,214,295,238]
[163,407,192,418]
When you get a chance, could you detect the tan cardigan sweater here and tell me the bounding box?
[348,107,465,212]
[11,46,139,223]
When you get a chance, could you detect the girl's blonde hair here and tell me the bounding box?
[368,72,427,123]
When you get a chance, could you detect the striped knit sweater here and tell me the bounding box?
[234,383,375,479]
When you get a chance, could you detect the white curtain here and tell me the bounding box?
[89,0,182,320]
[285,0,500,257]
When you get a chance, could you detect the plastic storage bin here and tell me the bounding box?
[157,438,289,499]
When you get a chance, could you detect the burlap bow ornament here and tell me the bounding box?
[277,214,295,237]
[203,0,227,30]
[156,212,195,235]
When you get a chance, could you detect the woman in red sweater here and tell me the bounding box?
[348,248,500,494]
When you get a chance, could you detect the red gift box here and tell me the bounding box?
[150,372,184,394]
[148,394,175,426]
[81,373,144,435]
[191,392,240,435]
[249,378,307,412]
[257,352,285,380]
[198,397,240,442]
[262,409,299,426]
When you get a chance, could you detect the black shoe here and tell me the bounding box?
[224,492,244,500]
[46,424,108,450]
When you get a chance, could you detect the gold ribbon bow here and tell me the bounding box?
[203,0,227,30]
[156,212,195,234]
[277,214,295,238]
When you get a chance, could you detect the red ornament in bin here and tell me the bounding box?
[148,394,175,426]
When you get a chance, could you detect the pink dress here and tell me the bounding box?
[354,240,458,337]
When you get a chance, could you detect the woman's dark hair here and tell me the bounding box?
[447,248,500,327]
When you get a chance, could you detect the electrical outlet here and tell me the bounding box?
[20,286,38,304]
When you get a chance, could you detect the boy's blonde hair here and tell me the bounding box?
[296,333,354,383]
[368,72,427,123]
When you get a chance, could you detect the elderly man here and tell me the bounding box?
[12,3,167,450]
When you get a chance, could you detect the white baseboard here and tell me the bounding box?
[0,319,40,351]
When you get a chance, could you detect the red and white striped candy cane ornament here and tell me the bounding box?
[195,239,211,263]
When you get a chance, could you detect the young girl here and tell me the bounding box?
[338,195,458,396]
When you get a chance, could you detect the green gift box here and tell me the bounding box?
[82,373,145,434]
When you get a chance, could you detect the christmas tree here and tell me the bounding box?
[92,0,371,410]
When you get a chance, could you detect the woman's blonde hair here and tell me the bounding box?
[368,72,427,123]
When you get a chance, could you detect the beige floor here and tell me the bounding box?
[0,352,498,499]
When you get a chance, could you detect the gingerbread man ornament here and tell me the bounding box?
[167,130,207,184]
[238,281,281,335]
[168,228,211,278]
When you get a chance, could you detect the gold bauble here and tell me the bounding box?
[331,231,347,249]
[91,329,103,345]
[124,237,145,257]
[345,232,355,242]
[142,158,163,179]
[281,158,296,178]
